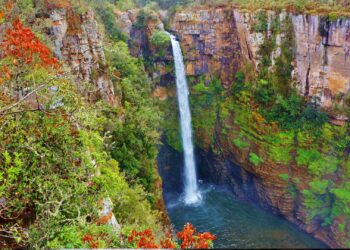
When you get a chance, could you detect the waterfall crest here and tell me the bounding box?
[169,33,201,205]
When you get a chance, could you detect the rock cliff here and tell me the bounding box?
[115,9,175,87]
[170,6,350,248]
[171,8,241,87]
[115,4,349,248]
[171,7,350,111]
[49,7,116,104]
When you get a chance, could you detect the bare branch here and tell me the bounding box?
[0,74,66,115]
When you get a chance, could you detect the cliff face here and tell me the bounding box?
[199,129,344,248]
[292,15,350,111]
[171,9,241,87]
[49,8,116,104]
[171,7,350,112]
[170,6,350,248]
[115,9,175,88]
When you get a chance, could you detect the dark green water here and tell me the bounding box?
[165,185,327,249]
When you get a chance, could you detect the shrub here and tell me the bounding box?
[308,156,338,176]
[249,152,264,166]
[279,173,289,181]
[233,137,250,149]
[309,179,329,195]
[150,31,171,48]
[268,146,292,164]
[296,148,321,167]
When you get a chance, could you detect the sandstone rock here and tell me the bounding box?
[171,8,241,87]
[99,198,121,232]
[49,8,116,105]
[172,7,350,109]
[171,8,350,245]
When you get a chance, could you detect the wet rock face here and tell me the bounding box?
[171,8,350,108]
[171,8,241,87]
[50,8,116,104]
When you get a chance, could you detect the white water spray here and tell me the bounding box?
[169,33,201,205]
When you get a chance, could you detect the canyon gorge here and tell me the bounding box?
[116,3,350,248]
[0,0,350,249]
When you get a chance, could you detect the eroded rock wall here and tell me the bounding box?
[50,8,116,104]
[292,15,350,110]
[171,7,350,109]
[171,6,350,248]
[171,8,241,87]
[199,130,342,248]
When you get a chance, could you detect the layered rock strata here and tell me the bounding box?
[171,7,350,109]
[49,8,116,104]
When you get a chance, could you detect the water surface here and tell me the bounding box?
[165,184,327,249]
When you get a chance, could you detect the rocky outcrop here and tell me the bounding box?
[171,7,350,109]
[49,8,116,104]
[197,123,344,248]
[114,9,138,36]
[170,6,350,248]
[171,8,241,87]
[115,9,175,86]
[292,15,350,109]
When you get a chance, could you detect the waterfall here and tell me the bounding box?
[169,33,201,205]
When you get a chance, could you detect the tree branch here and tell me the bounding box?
[0,74,65,115]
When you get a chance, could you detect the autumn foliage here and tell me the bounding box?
[82,234,99,249]
[127,228,162,249]
[126,223,216,249]
[177,223,217,249]
[1,19,59,67]
[0,3,59,87]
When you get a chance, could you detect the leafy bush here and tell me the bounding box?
[150,31,171,48]
[308,156,338,176]
[249,152,264,166]
[279,173,289,181]
[296,148,322,166]
[233,137,250,149]
[309,180,329,195]
[95,3,128,41]
[268,145,292,164]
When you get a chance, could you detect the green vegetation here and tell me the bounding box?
[279,174,289,181]
[172,0,350,17]
[0,2,166,248]
[105,41,163,195]
[249,153,264,166]
[95,2,129,41]
[233,137,250,149]
[190,77,226,149]
[150,31,171,57]
[151,31,171,47]
[179,11,350,242]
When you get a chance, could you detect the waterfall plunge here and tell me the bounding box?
[169,34,201,205]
